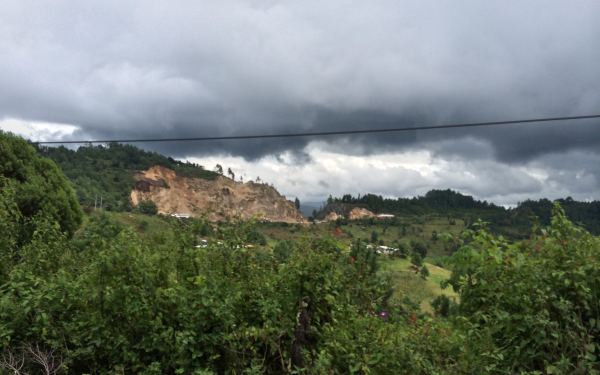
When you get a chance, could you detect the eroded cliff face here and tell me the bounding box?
[322,207,375,221]
[131,165,306,223]
[316,202,376,221]
[347,207,375,220]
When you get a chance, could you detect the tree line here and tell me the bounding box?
[324,190,600,236]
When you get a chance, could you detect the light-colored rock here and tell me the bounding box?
[348,207,375,220]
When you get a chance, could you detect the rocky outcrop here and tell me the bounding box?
[348,207,376,220]
[130,165,306,223]
[318,203,376,221]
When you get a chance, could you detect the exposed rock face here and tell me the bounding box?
[131,165,306,223]
[318,203,376,221]
[347,207,376,220]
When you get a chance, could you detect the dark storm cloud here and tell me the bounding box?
[1,1,600,180]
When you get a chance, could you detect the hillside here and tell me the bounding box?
[131,165,305,222]
[40,143,220,211]
[319,190,600,236]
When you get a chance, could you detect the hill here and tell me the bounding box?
[131,165,305,222]
[318,190,600,236]
[40,143,219,211]
[39,143,304,222]
[0,131,82,241]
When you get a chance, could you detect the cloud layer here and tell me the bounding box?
[1,1,600,203]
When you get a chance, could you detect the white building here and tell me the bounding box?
[171,213,192,219]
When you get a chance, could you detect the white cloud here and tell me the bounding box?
[187,141,600,206]
[0,118,79,141]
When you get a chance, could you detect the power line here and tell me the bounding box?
[33,114,600,145]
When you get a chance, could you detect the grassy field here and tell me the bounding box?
[379,257,458,313]
[257,215,466,258]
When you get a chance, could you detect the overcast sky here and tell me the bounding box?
[2,0,600,205]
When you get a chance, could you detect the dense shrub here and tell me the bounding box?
[449,203,600,373]
[136,199,158,215]
[0,217,405,373]
[0,132,82,241]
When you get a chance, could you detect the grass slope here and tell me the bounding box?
[380,258,457,313]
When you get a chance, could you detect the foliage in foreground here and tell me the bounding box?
[0,131,82,243]
[449,204,600,374]
[0,212,466,374]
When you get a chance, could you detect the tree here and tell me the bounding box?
[137,200,158,215]
[0,131,83,240]
[370,231,379,243]
[227,168,235,180]
[394,242,409,258]
[431,295,452,317]
[214,164,223,175]
[294,197,300,210]
[410,240,427,258]
[410,252,423,267]
[420,265,429,279]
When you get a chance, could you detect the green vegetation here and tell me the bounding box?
[1,135,600,373]
[324,190,600,236]
[0,131,82,242]
[41,142,218,211]
[447,205,600,373]
[257,215,466,259]
[136,199,158,215]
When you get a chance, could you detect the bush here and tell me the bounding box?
[449,203,600,373]
[431,295,454,317]
[370,230,379,243]
[0,131,83,241]
[410,252,423,267]
[137,200,158,215]
[273,240,295,263]
[410,240,427,258]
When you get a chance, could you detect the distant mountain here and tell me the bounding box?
[318,190,600,236]
[318,190,502,217]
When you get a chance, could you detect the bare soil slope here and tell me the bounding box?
[131,166,306,223]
